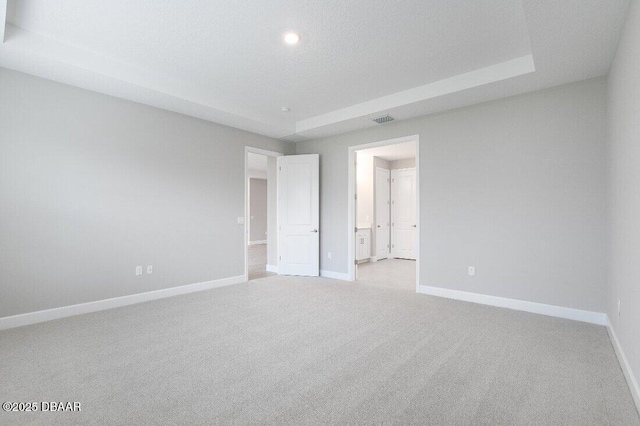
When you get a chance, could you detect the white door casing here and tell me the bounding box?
[277,154,320,276]
[391,168,416,260]
[244,147,283,281]
[346,134,419,285]
[375,167,391,260]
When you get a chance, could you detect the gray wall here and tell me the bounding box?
[249,178,268,243]
[0,68,292,317]
[267,157,278,266]
[607,0,640,401]
[296,77,608,312]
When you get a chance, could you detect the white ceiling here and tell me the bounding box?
[358,141,416,162]
[0,0,630,141]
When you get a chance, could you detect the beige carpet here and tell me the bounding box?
[1,275,638,425]
[357,258,416,291]
[248,243,275,281]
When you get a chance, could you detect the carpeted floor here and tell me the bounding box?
[1,275,638,425]
[357,258,416,291]
[248,243,275,281]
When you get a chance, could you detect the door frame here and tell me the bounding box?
[347,134,420,292]
[244,146,284,282]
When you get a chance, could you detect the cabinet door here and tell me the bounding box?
[356,232,363,261]
[362,230,371,260]
[356,230,371,261]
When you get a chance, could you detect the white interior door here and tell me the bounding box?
[277,154,320,276]
[391,168,416,260]
[375,167,390,260]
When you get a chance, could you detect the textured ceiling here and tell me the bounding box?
[0,0,630,141]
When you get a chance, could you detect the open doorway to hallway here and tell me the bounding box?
[351,137,418,291]
[245,149,282,281]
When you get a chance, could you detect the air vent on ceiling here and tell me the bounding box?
[371,114,395,124]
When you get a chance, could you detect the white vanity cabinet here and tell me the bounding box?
[355,228,371,261]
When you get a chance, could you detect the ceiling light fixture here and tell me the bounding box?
[282,107,290,112]
[283,32,301,45]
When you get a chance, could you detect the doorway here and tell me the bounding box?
[244,147,283,281]
[348,135,420,292]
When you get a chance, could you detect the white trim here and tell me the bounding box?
[0,275,246,331]
[249,240,267,245]
[245,147,284,158]
[266,264,278,273]
[348,134,420,292]
[245,146,283,282]
[417,285,608,325]
[606,319,640,414]
[320,270,351,281]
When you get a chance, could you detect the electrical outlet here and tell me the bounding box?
[237,217,245,225]
[136,266,143,276]
[468,266,475,276]
[147,265,153,275]
[618,300,621,315]
[327,252,332,259]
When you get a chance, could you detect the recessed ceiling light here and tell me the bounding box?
[283,32,301,45]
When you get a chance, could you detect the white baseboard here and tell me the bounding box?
[606,318,640,414]
[0,275,246,331]
[266,264,278,273]
[417,285,607,325]
[249,240,267,245]
[320,270,351,281]
[417,285,638,411]
[371,256,390,262]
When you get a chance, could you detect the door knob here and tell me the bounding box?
[377,225,381,228]
[412,224,417,227]
[311,229,318,233]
